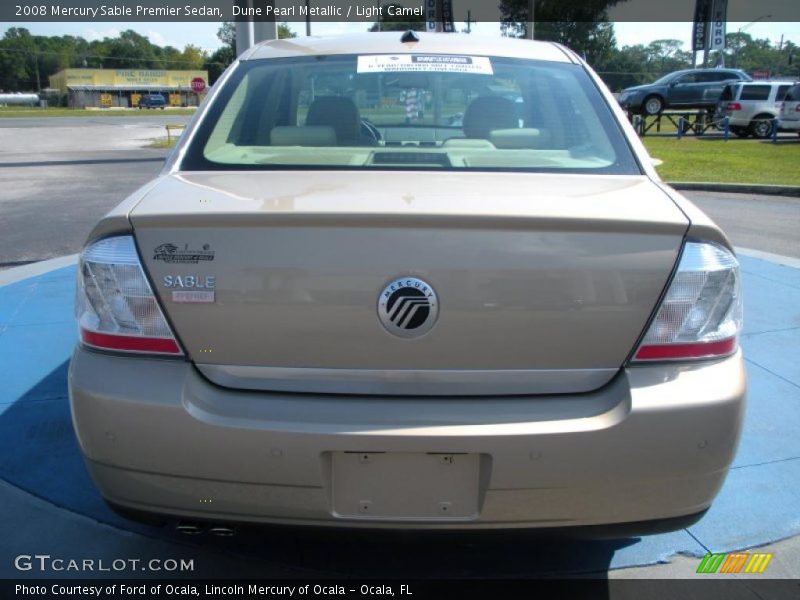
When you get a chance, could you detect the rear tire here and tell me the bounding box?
[749,115,774,139]
[642,95,664,116]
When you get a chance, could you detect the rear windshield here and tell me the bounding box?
[739,85,771,101]
[786,84,800,102]
[182,54,640,174]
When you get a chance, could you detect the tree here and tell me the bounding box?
[178,44,206,70]
[207,22,295,84]
[103,30,159,69]
[217,22,235,52]
[0,28,38,91]
[499,0,625,37]
[368,3,425,32]
[499,0,623,66]
[205,46,234,84]
[644,39,692,73]
[278,23,297,39]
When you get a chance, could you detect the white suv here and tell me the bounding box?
[715,81,796,138]
[779,83,800,135]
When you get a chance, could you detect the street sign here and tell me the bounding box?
[190,77,206,93]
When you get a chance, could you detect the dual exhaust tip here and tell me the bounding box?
[176,522,236,537]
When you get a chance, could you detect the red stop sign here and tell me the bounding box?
[190,77,206,93]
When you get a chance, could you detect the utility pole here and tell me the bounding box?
[234,0,254,57]
[465,10,473,34]
[253,19,277,44]
[527,0,535,40]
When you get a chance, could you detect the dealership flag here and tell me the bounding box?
[708,0,728,50]
[425,0,437,32]
[692,0,711,51]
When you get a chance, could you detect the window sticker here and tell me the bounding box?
[357,55,493,75]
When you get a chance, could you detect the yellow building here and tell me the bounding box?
[49,68,209,108]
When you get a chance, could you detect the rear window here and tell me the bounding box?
[776,85,791,101]
[739,85,771,101]
[785,85,800,102]
[182,54,639,174]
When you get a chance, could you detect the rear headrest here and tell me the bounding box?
[270,126,336,147]
[306,96,361,144]
[441,138,496,149]
[462,96,519,139]
[489,128,550,149]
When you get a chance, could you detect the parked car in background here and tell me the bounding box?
[618,68,752,116]
[70,33,745,534]
[138,93,166,109]
[779,83,800,135]
[714,81,797,138]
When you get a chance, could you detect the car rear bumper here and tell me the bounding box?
[69,346,746,530]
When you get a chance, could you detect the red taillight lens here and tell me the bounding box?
[632,242,742,363]
[726,102,742,111]
[76,236,183,356]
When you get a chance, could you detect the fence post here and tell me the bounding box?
[724,116,730,141]
[633,115,641,136]
[772,118,779,144]
[677,117,684,139]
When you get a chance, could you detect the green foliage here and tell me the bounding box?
[499,1,623,68]
[596,39,694,91]
[367,3,425,32]
[593,32,799,92]
[205,22,295,83]
[723,32,799,78]
[0,27,226,92]
[278,23,297,39]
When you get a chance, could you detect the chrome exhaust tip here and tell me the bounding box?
[176,522,204,535]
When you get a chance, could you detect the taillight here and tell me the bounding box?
[726,102,742,111]
[632,242,742,362]
[76,236,183,355]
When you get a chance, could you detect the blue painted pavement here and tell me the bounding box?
[0,255,798,573]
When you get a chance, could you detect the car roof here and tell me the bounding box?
[244,32,574,64]
[730,80,795,87]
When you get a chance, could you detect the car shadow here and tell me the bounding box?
[0,361,634,589]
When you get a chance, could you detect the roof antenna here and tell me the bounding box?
[400,30,420,43]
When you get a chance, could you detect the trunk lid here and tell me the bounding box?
[131,171,688,395]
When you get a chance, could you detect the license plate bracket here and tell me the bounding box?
[330,452,480,520]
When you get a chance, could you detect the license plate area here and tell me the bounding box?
[331,452,481,520]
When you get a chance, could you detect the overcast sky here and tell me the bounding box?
[2,20,797,55]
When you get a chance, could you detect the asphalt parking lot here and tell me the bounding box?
[1,117,798,267]
[1,116,799,586]
[0,115,185,267]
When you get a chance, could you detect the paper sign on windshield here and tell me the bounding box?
[357,55,493,75]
